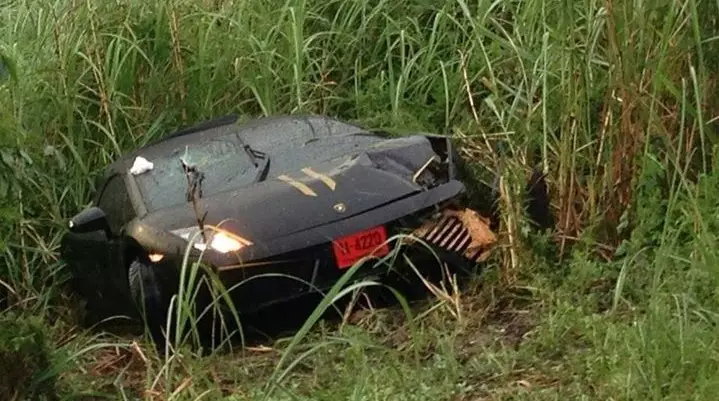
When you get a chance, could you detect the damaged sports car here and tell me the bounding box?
[60,115,498,344]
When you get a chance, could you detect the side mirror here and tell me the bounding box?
[68,206,111,236]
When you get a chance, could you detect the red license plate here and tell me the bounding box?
[332,225,391,269]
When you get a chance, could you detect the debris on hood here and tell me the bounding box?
[129,156,154,175]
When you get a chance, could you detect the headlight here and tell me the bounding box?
[170,226,252,254]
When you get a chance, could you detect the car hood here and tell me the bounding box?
[137,135,446,247]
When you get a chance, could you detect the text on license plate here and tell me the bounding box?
[331,225,391,269]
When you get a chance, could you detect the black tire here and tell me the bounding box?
[128,259,169,348]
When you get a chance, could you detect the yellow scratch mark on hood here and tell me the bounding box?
[277,175,318,197]
[301,167,337,191]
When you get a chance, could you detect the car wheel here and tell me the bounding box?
[128,259,169,347]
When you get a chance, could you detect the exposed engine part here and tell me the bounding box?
[412,155,440,186]
[411,208,497,263]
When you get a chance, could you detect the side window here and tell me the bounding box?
[97,175,135,234]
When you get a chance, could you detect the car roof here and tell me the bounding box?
[103,114,374,177]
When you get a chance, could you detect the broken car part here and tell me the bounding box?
[410,207,497,263]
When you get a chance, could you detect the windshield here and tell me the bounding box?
[133,136,260,212]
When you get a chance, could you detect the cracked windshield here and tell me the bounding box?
[133,137,258,211]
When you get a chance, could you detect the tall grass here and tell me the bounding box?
[1,0,718,399]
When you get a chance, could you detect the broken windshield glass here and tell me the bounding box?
[132,136,263,212]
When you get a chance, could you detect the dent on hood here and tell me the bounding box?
[362,136,446,186]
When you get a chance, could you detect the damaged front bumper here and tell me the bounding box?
[409,207,497,263]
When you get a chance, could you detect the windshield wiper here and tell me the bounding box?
[233,132,269,177]
[246,146,270,183]
[244,145,264,167]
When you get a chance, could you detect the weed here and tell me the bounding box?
[0,312,56,401]
[1,0,718,399]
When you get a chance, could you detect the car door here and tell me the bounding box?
[63,174,138,321]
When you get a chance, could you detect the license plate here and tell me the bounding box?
[332,225,391,269]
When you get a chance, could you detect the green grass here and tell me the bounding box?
[2,0,719,399]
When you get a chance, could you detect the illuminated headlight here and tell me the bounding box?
[170,226,252,254]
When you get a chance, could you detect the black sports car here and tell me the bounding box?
[60,115,498,345]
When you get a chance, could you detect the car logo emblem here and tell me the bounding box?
[334,203,346,213]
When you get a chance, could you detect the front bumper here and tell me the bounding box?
[128,179,465,266]
[128,180,497,315]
